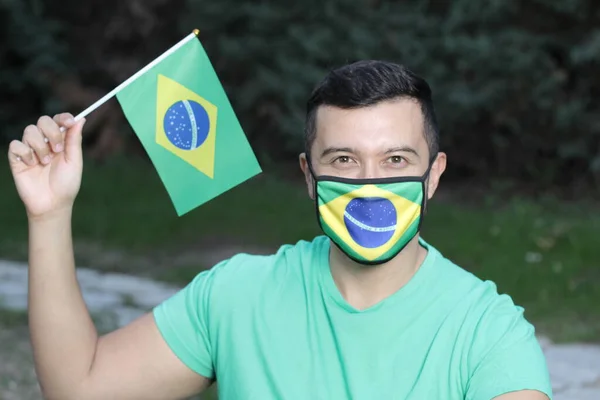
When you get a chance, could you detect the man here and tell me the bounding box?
[8,60,552,400]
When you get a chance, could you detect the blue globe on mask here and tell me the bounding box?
[343,197,397,248]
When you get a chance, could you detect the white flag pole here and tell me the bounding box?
[56,29,200,134]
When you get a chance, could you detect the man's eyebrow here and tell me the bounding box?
[319,146,420,158]
[384,146,420,159]
[320,147,355,157]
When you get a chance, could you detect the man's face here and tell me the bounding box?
[299,99,447,200]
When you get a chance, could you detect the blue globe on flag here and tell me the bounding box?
[163,100,210,150]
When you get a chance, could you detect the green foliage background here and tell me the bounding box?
[1,0,599,188]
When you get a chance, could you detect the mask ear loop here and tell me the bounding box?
[305,152,319,202]
[421,153,439,215]
[305,152,318,179]
[306,151,330,244]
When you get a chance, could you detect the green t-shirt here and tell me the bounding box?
[153,236,552,400]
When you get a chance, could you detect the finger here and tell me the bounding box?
[64,118,86,163]
[22,124,52,165]
[8,140,37,167]
[38,115,63,153]
[53,113,76,132]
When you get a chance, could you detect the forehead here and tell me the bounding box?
[312,99,427,154]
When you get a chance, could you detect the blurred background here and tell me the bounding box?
[0,0,599,398]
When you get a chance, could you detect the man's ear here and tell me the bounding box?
[299,152,315,200]
[426,152,447,201]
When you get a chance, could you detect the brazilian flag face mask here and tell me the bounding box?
[308,158,432,265]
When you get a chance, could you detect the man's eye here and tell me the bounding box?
[389,156,404,163]
[334,156,351,164]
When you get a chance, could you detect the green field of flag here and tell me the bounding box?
[115,35,262,216]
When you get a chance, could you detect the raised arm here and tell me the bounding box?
[8,114,211,400]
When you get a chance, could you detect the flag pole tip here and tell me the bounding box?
[193,29,200,36]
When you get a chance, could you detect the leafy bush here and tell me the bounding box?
[181,0,600,187]
[0,0,69,142]
[1,0,599,188]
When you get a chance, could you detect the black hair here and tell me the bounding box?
[304,60,439,161]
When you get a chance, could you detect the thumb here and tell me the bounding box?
[64,118,86,162]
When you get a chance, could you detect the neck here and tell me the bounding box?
[328,235,427,310]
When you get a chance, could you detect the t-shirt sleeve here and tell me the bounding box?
[152,264,223,379]
[465,291,553,400]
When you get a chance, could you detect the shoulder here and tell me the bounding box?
[422,238,526,321]
[197,235,328,301]
[421,239,541,357]
[209,235,327,279]
[154,236,327,334]
[422,240,551,397]
[151,238,326,380]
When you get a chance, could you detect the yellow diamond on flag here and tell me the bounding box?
[155,74,217,178]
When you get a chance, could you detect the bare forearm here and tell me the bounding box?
[28,208,97,399]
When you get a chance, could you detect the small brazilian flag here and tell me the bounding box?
[115,33,261,216]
